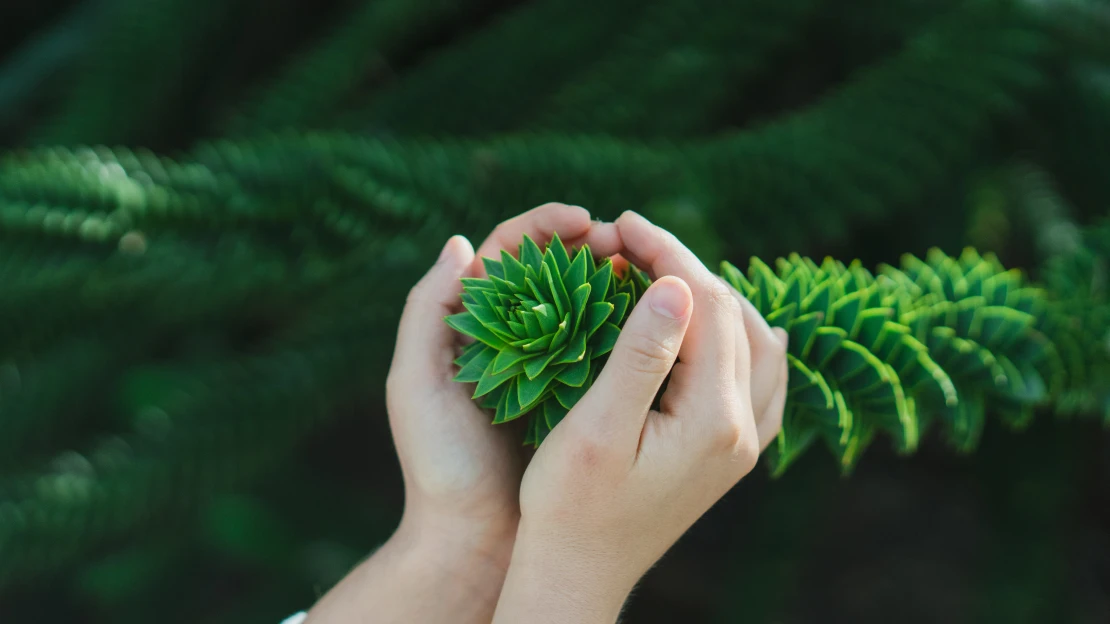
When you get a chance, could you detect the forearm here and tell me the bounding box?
[307,517,511,624]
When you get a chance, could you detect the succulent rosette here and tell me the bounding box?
[446,233,650,445]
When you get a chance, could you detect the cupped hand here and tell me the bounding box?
[384,202,623,562]
[493,211,789,623]
[308,204,622,624]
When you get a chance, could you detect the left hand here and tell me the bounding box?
[384,202,622,567]
[307,204,621,624]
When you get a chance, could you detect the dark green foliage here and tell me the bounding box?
[222,0,485,136]
[1,0,1109,619]
[30,0,240,146]
[1041,219,1110,421]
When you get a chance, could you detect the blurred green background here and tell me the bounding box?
[0,0,1109,622]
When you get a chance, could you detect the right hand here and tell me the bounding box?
[492,211,789,623]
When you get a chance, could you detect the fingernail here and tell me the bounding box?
[649,279,690,319]
[437,236,460,265]
[772,327,789,348]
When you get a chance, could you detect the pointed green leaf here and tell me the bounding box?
[766,303,797,329]
[480,388,501,410]
[533,302,559,334]
[544,399,570,430]
[587,262,613,306]
[554,380,589,409]
[786,311,823,359]
[592,322,621,356]
[522,310,544,338]
[522,333,554,353]
[584,302,614,338]
[608,292,631,324]
[569,283,591,334]
[474,360,523,398]
[493,385,510,423]
[519,364,562,407]
[544,262,571,319]
[720,261,754,296]
[525,276,550,306]
[520,235,545,271]
[555,351,591,386]
[549,232,571,275]
[564,248,590,293]
[506,320,527,338]
[482,256,505,280]
[454,345,496,383]
[445,313,508,349]
[808,326,847,369]
[453,341,487,368]
[500,378,528,422]
[555,326,588,364]
[463,303,514,339]
[550,313,572,351]
[489,275,516,296]
[523,414,537,445]
[492,346,537,374]
[524,347,565,380]
[501,250,526,285]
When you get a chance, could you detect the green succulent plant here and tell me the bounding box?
[445,233,650,445]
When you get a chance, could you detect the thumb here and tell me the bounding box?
[569,276,693,451]
[390,235,475,381]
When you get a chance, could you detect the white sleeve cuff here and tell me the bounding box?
[280,612,307,624]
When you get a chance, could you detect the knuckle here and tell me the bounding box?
[621,332,678,376]
[710,418,744,450]
[706,280,741,314]
[709,395,755,453]
[735,435,760,473]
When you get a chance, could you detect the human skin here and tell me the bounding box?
[490,211,788,624]
[305,204,626,624]
[305,205,788,624]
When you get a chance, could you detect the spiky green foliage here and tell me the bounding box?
[447,234,649,444]
[724,248,1059,474]
[450,236,1073,473]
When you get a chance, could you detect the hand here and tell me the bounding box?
[385,202,623,558]
[307,203,622,624]
[492,211,789,623]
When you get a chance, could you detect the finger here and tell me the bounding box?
[567,277,693,454]
[390,235,475,381]
[719,276,788,418]
[474,204,625,277]
[615,211,740,416]
[757,349,789,451]
[565,220,623,258]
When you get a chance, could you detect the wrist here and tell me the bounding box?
[306,513,515,624]
[393,506,517,582]
[493,525,635,624]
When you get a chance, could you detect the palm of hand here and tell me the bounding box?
[387,368,524,530]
